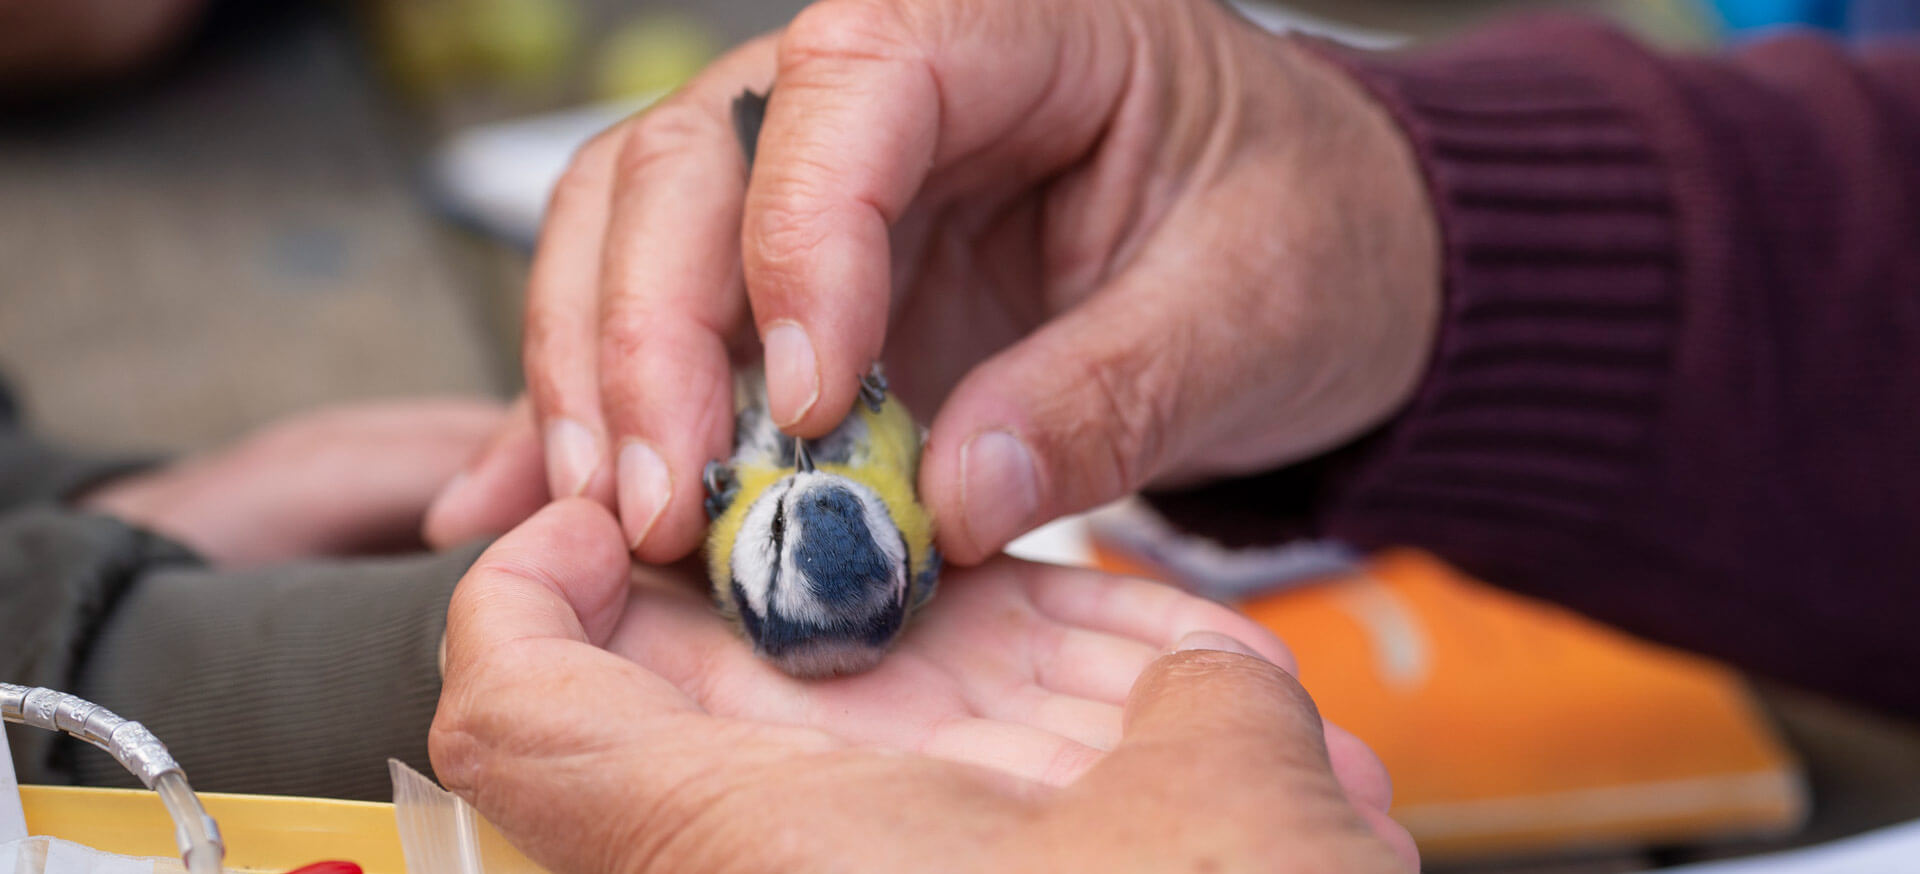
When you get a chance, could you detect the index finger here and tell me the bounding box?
[593,39,778,563]
[740,0,1127,435]
[740,2,937,435]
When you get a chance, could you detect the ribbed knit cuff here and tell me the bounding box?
[1292,20,1684,559]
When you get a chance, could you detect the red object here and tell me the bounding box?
[283,862,363,874]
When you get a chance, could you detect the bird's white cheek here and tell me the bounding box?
[772,539,833,626]
[729,490,787,619]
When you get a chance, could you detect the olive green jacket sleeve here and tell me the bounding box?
[0,379,152,512]
[63,544,479,800]
[1,379,481,800]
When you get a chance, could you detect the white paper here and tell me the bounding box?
[0,837,19,874]
[1005,515,1093,568]
[43,840,154,874]
[429,96,658,246]
[0,727,27,842]
[1641,818,1920,874]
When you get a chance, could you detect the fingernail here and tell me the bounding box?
[960,430,1040,554]
[1172,631,1269,661]
[763,321,819,427]
[545,418,600,498]
[617,440,672,551]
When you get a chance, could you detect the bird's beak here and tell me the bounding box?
[794,437,815,473]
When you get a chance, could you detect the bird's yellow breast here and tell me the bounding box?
[706,394,934,602]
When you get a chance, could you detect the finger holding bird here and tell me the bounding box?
[698,89,943,678]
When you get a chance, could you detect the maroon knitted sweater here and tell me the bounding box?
[1158,19,1920,718]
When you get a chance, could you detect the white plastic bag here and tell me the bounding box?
[389,761,541,874]
[0,837,179,874]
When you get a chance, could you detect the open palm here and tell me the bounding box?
[433,501,1411,873]
[602,553,1299,785]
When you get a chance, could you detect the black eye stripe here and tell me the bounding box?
[768,487,789,596]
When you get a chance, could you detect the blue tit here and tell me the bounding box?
[702,88,939,677]
[703,366,941,677]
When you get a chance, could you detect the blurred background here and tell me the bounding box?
[0,0,1739,455]
[1,1,1916,872]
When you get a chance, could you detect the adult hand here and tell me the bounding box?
[83,399,505,567]
[434,499,1415,873]
[427,0,1439,565]
[448,497,1311,783]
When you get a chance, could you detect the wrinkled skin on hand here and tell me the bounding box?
[424,2,1435,862]
[433,500,1416,874]
[427,0,1440,567]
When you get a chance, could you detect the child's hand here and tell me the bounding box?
[83,399,505,567]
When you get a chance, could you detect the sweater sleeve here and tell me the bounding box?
[65,544,478,800]
[1252,20,1920,716]
[0,374,477,796]
[0,377,154,511]
[0,505,476,800]
[0,508,202,788]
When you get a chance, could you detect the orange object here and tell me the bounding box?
[1096,544,1806,862]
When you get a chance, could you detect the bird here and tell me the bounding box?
[701,87,940,677]
[703,365,941,677]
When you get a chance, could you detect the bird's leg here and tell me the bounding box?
[859,362,889,413]
[703,460,738,520]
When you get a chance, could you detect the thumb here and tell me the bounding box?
[1104,631,1419,873]
[923,281,1239,564]
[1122,632,1332,772]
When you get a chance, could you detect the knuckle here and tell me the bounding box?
[541,122,627,226]
[598,304,650,369]
[742,193,834,298]
[614,102,716,183]
[547,133,615,215]
[778,0,909,70]
[425,714,480,795]
[1074,346,1179,493]
[425,648,519,795]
